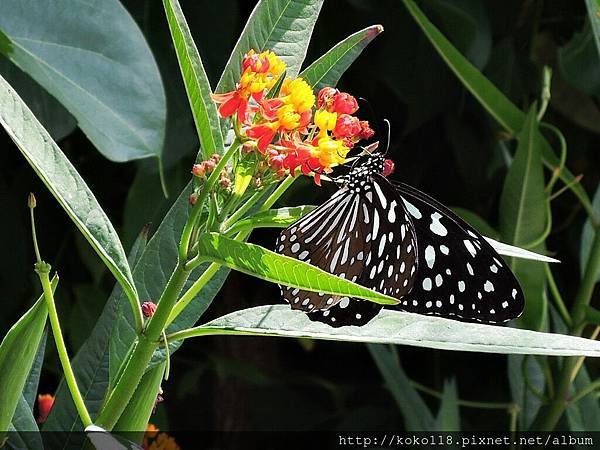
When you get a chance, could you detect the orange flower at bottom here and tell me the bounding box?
[36,394,54,424]
[143,424,181,450]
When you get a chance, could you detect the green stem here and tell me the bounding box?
[409,379,514,410]
[96,263,190,429]
[179,139,240,261]
[570,378,600,404]
[37,268,92,427]
[544,264,572,328]
[534,230,600,430]
[220,190,265,232]
[166,262,220,327]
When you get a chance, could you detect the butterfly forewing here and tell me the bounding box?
[391,182,524,323]
[277,160,419,326]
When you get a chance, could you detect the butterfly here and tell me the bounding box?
[275,149,525,327]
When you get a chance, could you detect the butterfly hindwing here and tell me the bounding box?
[390,182,525,323]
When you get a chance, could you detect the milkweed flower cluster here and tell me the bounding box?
[211,49,374,184]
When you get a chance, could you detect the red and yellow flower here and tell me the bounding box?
[211,49,375,184]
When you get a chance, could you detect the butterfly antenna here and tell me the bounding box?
[358,97,381,137]
[383,119,391,155]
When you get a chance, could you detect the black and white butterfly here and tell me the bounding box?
[276,150,524,327]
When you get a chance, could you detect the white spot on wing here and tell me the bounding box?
[430,212,447,236]
[402,198,422,219]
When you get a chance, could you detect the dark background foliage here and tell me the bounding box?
[1,0,599,437]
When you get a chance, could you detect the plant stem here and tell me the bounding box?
[570,377,600,404]
[96,263,190,429]
[179,139,240,262]
[534,229,600,430]
[37,268,92,427]
[408,379,514,410]
[544,264,572,327]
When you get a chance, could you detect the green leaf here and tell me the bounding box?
[232,155,258,198]
[558,17,600,97]
[400,0,593,216]
[0,58,76,141]
[225,205,315,235]
[0,280,53,436]
[580,182,600,283]
[188,305,600,357]
[0,72,139,316]
[435,378,461,431]
[566,365,600,431]
[508,353,545,430]
[196,232,399,306]
[451,207,499,239]
[217,0,324,92]
[367,344,436,430]
[300,25,383,90]
[587,0,600,58]
[163,0,224,160]
[0,0,166,162]
[42,229,148,439]
[114,362,166,433]
[6,332,46,449]
[7,396,43,450]
[424,0,491,69]
[499,106,548,330]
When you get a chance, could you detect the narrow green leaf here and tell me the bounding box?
[367,344,436,431]
[580,182,600,283]
[7,396,43,450]
[300,25,383,89]
[587,0,600,58]
[163,0,224,159]
[232,156,258,198]
[435,378,461,431]
[196,232,399,306]
[0,279,55,435]
[0,73,138,314]
[188,305,600,357]
[22,331,47,410]
[114,362,166,433]
[499,106,548,330]
[0,0,166,162]
[217,0,324,92]
[400,0,593,216]
[225,205,315,235]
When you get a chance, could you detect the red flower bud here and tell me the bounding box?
[383,159,395,177]
[37,394,54,424]
[189,193,198,205]
[204,159,216,172]
[333,114,362,139]
[142,301,157,317]
[242,142,255,153]
[269,154,286,171]
[191,163,205,177]
[316,87,338,110]
[359,120,375,140]
[220,177,231,188]
[332,92,358,114]
[210,153,221,162]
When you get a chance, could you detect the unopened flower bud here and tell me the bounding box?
[242,142,255,153]
[142,301,157,317]
[28,192,37,209]
[210,153,221,162]
[359,120,375,140]
[383,159,395,177]
[191,164,205,177]
[332,92,358,114]
[204,159,216,172]
[220,177,231,188]
[317,87,338,110]
[188,193,198,205]
[333,114,361,139]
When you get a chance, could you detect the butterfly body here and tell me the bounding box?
[277,152,524,327]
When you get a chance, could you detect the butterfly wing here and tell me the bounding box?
[281,175,418,327]
[389,182,524,323]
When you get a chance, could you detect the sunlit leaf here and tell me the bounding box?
[0,0,166,162]
[183,305,600,357]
